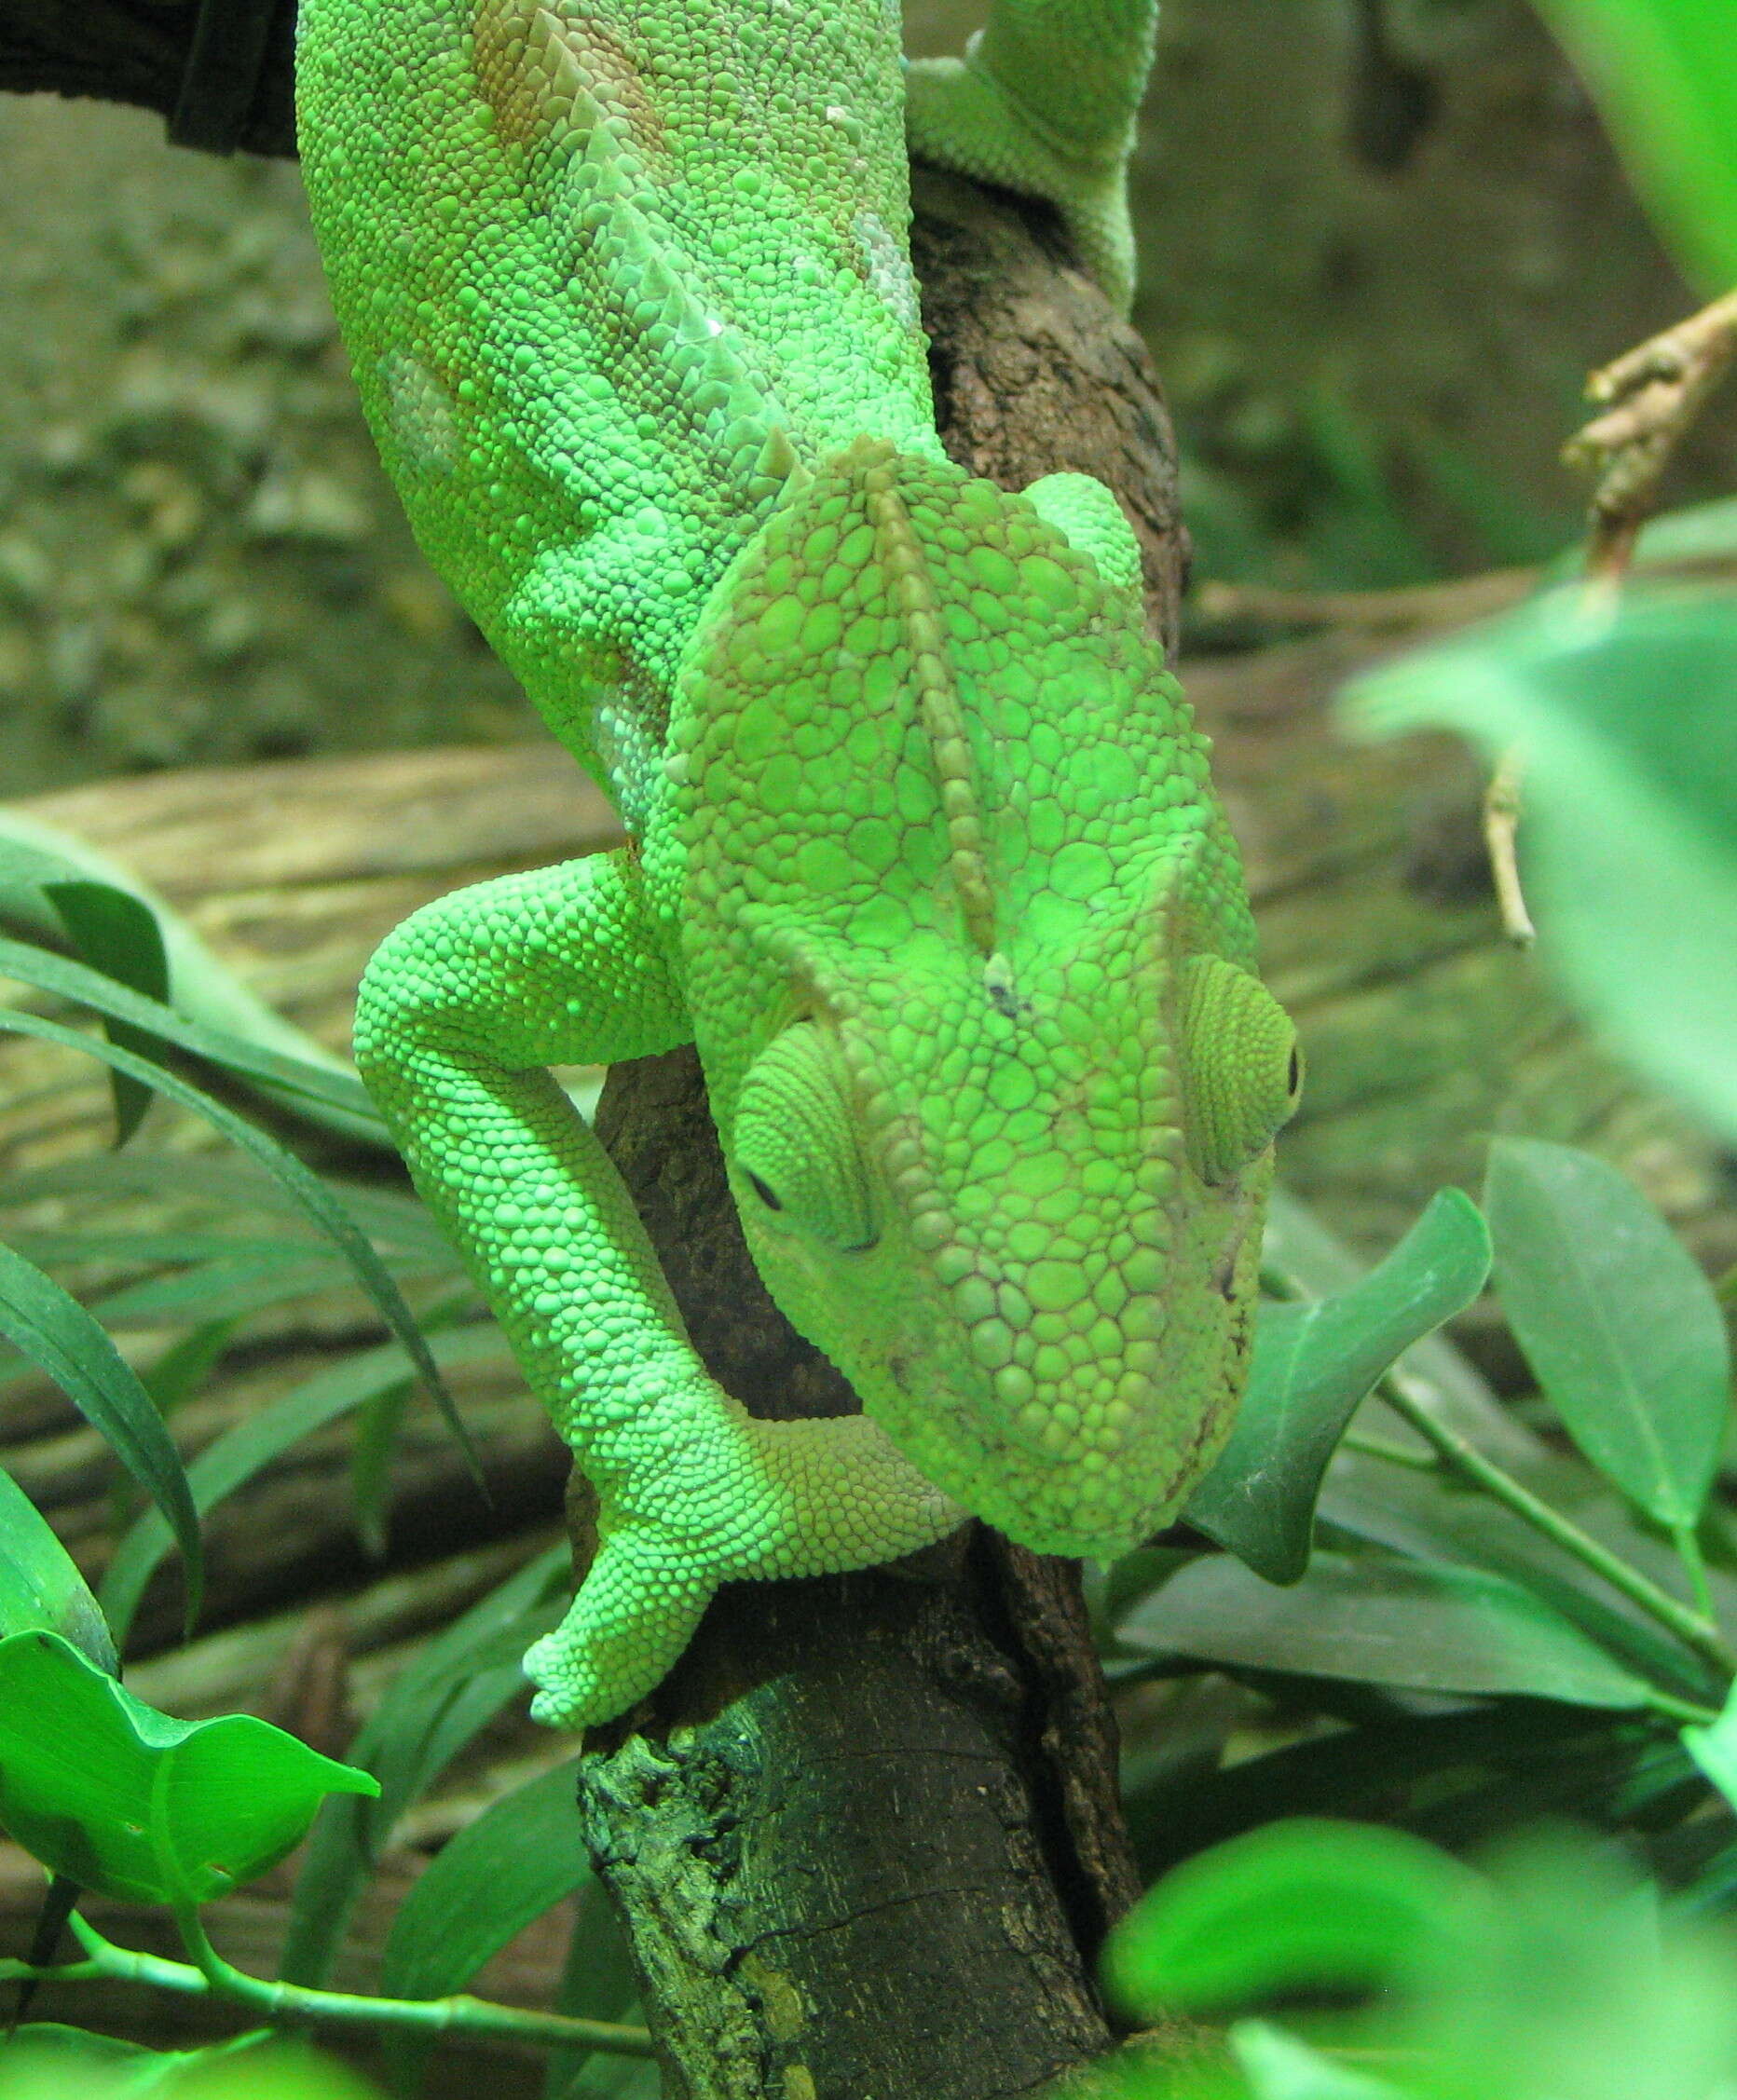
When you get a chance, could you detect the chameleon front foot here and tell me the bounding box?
[525,1411,967,1730]
[525,1524,719,1730]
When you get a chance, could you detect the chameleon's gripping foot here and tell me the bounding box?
[525,1524,718,1730]
[902,0,1160,317]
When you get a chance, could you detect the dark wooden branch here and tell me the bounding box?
[0,0,298,157]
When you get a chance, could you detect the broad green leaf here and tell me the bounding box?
[1102,1817,1488,2016]
[543,1887,648,2100]
[1316,1451,1726,1707]
[378,1759,591,2089]
[0,2030,382,2097]
[1343,588,1737,1148]
[0,1629,376,1903]
[1484,1139,1729,1531]
[1263,1186,1538,1465]
[1230,2022,1410,2100]
[0,930,385,1143]
[280,1545,570,1987]
[1187,1191,1491,1582]
[1118,1549,1656,1708]
[45,879,171,1148]
[0,1238,202,1629]
[1531,0,1737,287]
[1682,1675,1737,1810]
[0,1008,475,1483]
[0,1459,116,1671]
[98,1323,512,1646]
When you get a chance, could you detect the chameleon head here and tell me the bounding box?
[711,872,1299,1557]
[669,440,1299,1555]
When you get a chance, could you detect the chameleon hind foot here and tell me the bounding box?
[904,0,1161,314]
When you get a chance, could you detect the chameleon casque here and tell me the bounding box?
[292,0,1302,1728]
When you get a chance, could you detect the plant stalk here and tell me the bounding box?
[1376,1378,1737,1677]
[0,1914,658,2060]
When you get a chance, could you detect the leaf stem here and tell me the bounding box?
[1641,1686,1724,1727]
[1340,1431,1440,1472]
[3,1912,659,2060]
[1375,1378,1737,1677]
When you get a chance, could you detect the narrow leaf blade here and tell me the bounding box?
[0,1009,478,1486]
[379,1760,588,2003]
[0,1239,202,1630]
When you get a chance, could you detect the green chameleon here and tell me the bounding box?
[288,0,1301,1728]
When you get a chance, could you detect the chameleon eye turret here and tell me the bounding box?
[1177,955,1303,1184]
[732,1022,878,1251]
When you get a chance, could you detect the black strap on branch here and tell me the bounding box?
[169,0,298,156]
[0,0,300,160]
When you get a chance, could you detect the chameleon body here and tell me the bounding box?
[294,0,1300,1726]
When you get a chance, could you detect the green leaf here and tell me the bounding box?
[0,931,385,1141]
[1263,1186,1538,1465]
[0,1459,116,1671]
[0,2029,379,2097]
[279,1546,570,1987]
[1230,2022,1411,2100]
[1682,1675,1737,1810]
[378,1759,592,2091]
[1530,0,1737,288]
[0,1008,477,1486]
[1102,1817,1488,2016]
[1484,1138,1730,1531]
[1117,1549,1657,1708]
[44,880,171,1149]
[1187,1191,1492,1582]
[543,1887,647,2100]
[1343,588,1737,1148]
[0,1237,202,1630]
[0,1629,376,1904]
[98,1324,513,1647]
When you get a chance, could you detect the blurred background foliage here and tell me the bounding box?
[1,0,1734,790]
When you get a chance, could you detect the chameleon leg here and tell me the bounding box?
[903,0,1160,314]
[1022,472,1145,595]
[354,850,962,1729]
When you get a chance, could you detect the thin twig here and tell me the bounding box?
[1482,747,1536,946]
[1566,287,1737,587]
[1482,287,1737,947]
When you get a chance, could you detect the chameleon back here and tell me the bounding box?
[296,0,943,810]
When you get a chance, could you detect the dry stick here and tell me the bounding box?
[1568,287,1737,589]
[1484,287,1737,942]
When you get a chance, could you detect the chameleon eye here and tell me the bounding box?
[1178,955,1301,1184]
[745,1170,783,1212]
[732,1022,877,1249]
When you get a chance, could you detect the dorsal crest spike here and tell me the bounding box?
[858,454,999,958]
